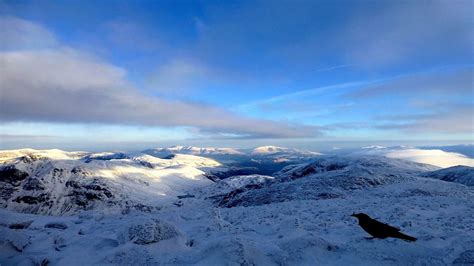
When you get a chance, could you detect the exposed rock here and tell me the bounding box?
[65,180,81,189]
[120,218,181,245]
[138,160,154,168]
[177,194,195,199]
[14,194,48,205]
[23,178,45,191]
[44,222,68,230]
[0,166,29,185]
[20,154,47,163]
[9,220,33,230]
[71,166,88,175]
[0,187,16,202]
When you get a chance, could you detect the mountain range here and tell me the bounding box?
[0,146,473,265]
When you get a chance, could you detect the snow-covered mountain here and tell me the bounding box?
[251,145,319,156]
[143,145,322,177]
[423,165,474,186]
[215,156,439,208]
[1,147,473,265]
[0,149,220,215]
[143,146,244,157]
[144,145,318,157]
[0,149,88,163]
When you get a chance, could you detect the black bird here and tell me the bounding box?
[351,213,417,242]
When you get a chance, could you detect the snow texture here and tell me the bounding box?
[0,147,473,265]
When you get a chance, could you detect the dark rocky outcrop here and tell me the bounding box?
[44,222,68,230]
[9,221,33,230]
[0,166,29,185]
[14,194,48,205]
[121,218,181,245]
[23,178,45,191]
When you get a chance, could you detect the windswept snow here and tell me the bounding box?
[1,147,473,265]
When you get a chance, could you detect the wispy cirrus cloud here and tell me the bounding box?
[314,64,353,73]
[348,68,473,99]
[239,67,473,135]
[239,80,372,110]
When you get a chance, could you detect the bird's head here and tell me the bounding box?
[351,213,370,220]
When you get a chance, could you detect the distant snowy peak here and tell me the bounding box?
[143,145,320,158]
[164,154,222,167]
[424,165,474,186]
[361,145,387,149]
[0,148,88,163]
[252,146,287,154]
[252,146,319,156]
[144,146,244,156]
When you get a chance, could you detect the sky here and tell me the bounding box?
[0,0,473,151]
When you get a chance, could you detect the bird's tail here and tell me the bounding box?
[392,231,417,242]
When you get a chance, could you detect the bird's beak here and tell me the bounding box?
[350,213,356,217]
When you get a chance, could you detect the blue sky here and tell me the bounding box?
[0,0,473,151]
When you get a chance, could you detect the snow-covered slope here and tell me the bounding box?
[1,148,473,265]
[423,165,474,186]
[215,156,439,208]
[0,149,220,215]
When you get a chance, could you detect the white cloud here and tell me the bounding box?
[0,16,58,50]
[356,147,474,168]
[0,17,321,139]
[385,149,474,168]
